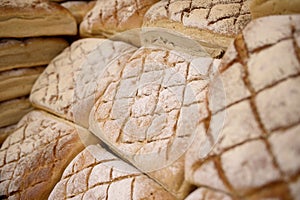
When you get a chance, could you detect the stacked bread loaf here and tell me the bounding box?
[0,0,78,143]
[0,0,300,199]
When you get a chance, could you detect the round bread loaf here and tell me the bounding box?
[89,45,221,199]
[185,14,300,199]
[30,38,137,128]
[0,0,77,38]
[0,110,97,199]
[49,144,176,200]
[142,0,252,58]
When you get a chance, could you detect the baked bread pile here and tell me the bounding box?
[0,0,79,143]
[0,0,300,199]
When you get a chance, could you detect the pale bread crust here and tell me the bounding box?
[250,0,300,19]
[0,67,44,102]
[30,38,137,128]
[49,145,176,199]
[0,0,77,37]
[0,38,68,72]
[89,46,220,199]
[0,110,96,199]
[80,0,159,38]
[0,97,33,128]
[143,0,252,58]
[61,1,95,24]
[185,15,300,199]
[184,188,233,200]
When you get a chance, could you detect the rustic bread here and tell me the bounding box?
[250,0,300,18]
[30,38,137,128]
[0,38,68,72]
[0,124,16,146]
[0,67,44,102]
[89,45,221,199]
[0,97,33,128]
[0,0,77,38]
[142,0,252,58]
[0,110,97,199]
[80,0,159,40]
[61,1,95,24]
[185,15,300,199]
[49,144,175,199]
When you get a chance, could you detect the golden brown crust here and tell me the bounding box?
[0,97,33,128]
[0,38,68,71]
[0,0,77,37]
[0,67,44,102]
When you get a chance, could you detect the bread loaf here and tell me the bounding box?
[0,110,97,199]
[61,1,95,24]
[0,67,44,102]
[0,38,68,72]
[0,97,33,128]
[49,144,176,199]
[0,0,77,38]
[89,45,221,198]
[80,0,159,40]
[142,0,252,58]
[185,15,300,199]
[30,38,137,128]
[250,0,300,19]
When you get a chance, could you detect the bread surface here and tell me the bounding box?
[185,15,300,200]
[0,0,77,37]
[0,38,68,72]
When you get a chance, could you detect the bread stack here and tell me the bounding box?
[0,0,300,199]
[0,0,78,143]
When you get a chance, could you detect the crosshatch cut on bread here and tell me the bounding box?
[30,38,137,128]
[185,14,300,200]
[0,110,98,199]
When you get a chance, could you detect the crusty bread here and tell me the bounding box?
[0,124,16,146]
[250,0,300,18]
[185,15,300,199]
[0,67,44,102]
[49,144,175,199]
[0,38,68,72]
[0,97,33,128]
[80,0,159,38]
[0,0,77,38]
[89,45,221,199]
[142,0,252,58]
[61,1,95,24]
[30,38,137,128]
[0,110,97,199]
